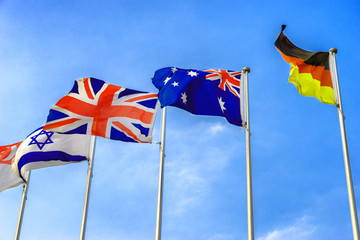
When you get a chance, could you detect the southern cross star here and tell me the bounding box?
[181,92,187,104]
[28,130,54,150]
[172,81,179,87]
[164,77,171,85]
[218,97,226,112]
[187,71,198,77]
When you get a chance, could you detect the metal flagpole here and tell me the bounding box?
[14,171,31,240]
[329,48,360,240]
[243,67,254,240]
[155,107,167,240]
[79,135,97,240]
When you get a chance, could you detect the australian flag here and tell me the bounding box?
[44,78,159,143]
[152,67,243,126]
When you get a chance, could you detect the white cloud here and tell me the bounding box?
[165,161,208,216]
[208,123,226,135]
[161,121,240,217]
[257,217,317,240]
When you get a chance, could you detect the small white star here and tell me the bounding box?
[164,77,171,85]
[188,71,198,77]
[181,92,187,104]
[218,97,226,112]
[171,67,178,73]
[172,81,179,87]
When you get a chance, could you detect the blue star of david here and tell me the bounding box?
[28,130,54,150]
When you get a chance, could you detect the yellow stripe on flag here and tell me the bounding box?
[289,65,336,105]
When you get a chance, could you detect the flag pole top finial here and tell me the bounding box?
[330,48,338,54]
[243,67,250,73]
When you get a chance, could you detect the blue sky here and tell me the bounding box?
[0,0,359,239]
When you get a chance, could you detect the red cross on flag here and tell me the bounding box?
[44,78,159,143]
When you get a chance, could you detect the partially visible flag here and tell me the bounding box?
[152,67,243,126]
[44,77,159,143]
[12,127,90,180]
[0,142,23,192]
[275,25,336,105]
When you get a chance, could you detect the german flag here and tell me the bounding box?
[275,25,336,105]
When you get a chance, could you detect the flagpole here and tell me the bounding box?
[79,135,97,240]
[155,107,167,240]
[329,48,360,240]
[14,171,31,240]
[243,67,254,240]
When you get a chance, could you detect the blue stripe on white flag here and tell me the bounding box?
[17,152,88,173]
[12,127,90,180]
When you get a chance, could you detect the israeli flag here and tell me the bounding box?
[12,127,90,180]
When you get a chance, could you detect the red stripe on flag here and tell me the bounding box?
[84,78,95,100]
[55,96,98,116]
[0,148,11,163]
[125,93,158,102]
[278,51,333,88]
[112,121,147,143]
[0,143,21,165]
[43,118,82,130]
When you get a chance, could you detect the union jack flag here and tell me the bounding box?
[44,78,159,143]
[204,69,242,98]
